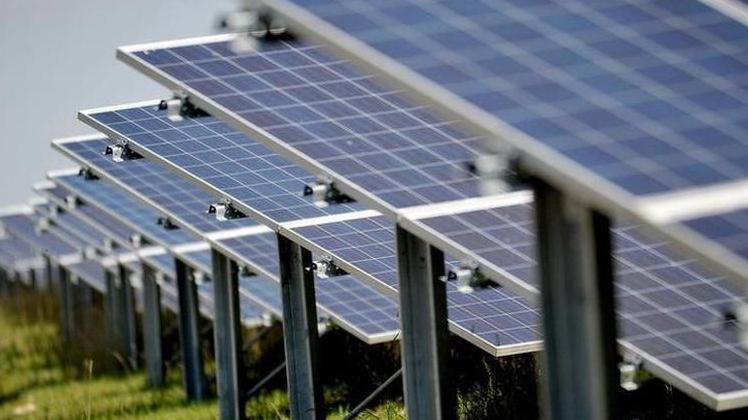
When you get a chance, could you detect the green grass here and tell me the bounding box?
[0,290,403,419]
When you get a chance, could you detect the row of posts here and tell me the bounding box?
[13,181,614,420]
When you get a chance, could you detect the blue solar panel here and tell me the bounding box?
[239,274,283,317]
[0,213,79,258]
[52,173,195,246]
[682,209,748,263]
[214,231,400,342]
[77,105,363,225]
[290,216,541,352]
[245,0,748,198]
[56,136,398,342]
[50,208,111,251]
[0,236,38,263]
[412,203,748,402]
[40,183,138,247]
[67,259,107,294]
[144,252,177,278]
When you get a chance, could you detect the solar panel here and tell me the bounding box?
[115,7,748,301]
[0,212,79,259]
[38,183,138,248]
[76,104,363,227]
[285,215,542,354]
[86,50,483,217]
[65,259,108,294]
[51,172,195,247]
[213,230,400,343]
[403,202,748,408]
[55,136,399,343]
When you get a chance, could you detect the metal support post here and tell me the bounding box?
[395,225,454,420]
[58,266,75,343]
[75,280,95,332]
[0,268,8,297]
[176,258,209,401]
[533,181,619,420]
[277,234,324,420]
[118,264,139,370]
[212,249,245,420]
[142,263,165,387]
[105,269,122,354]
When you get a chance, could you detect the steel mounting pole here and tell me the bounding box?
[175,257,209,401]
[118,264,139,370]
[58,266,75,344]
[142,263,165,387]
[212,249,245,420]
[277,234,324,420]
[395,225,454,420]
[534,180,619,420]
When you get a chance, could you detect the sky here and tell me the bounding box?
[0,0,234,207]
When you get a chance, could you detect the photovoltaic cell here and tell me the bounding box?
[0,213,79,258]
[254,0,748,198]
[52,173,195,247]
[83,75,481,218]
[214,230,400,342]
[66,259,107,294]
[55,136,399,343]
[414,204,748,404]
[290,215,542,352]
[78,106,363,226]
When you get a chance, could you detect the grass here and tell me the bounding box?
[0,287,404,419]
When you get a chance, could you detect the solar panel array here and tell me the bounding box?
[1,0,746,414]
[65,117,544,353]
[54,136,400,343]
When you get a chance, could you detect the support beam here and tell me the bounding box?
[117,264,139,370]
[58,266,75,343]
[277,234,324,420]
[533,181,619,420]
[175,258,209,401]
[75,280,95,332]
[142,263,165,387]
[395,225,454,420]
[211,249,245,420]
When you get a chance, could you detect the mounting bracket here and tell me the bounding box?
[467,151,520,195]
[303,176,354,208]
[78,167,99,181]
[446,260,484,293]
[618,353,645,391]
[159,95,207,122]
[104,143,141,163]
[311,256,346,278]
[208,200,246,221]
[130,233,143,248]
[157,216,179,230]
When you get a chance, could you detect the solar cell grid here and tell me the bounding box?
[0,237,38,263]
[66,259,107,294]
[40,185,137,247]
[57,137,254,234]
[52,173,195,247]
[289,215,543,350]
[415,204,748,402]
[251,0,748,199]
[1,213,79,258]
[54,136,399,343]
[78,105,362,226]
[214,231,401,343]
[85,46,485,215]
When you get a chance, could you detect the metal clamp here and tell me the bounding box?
[311,256,346,278]
[619,353,644,391]
[239,264,254,277]
[158,95,207,122]
[303,176,354,208]
[129,271,144,289]
[157,216,179,230]
[208,200,246,221]
[468,152,520,196]
[192,270,207,286]
[104,143,141,163]
[219,8,290,53]
[446,260,482,293]
[130,233,143,248]
[78,167,99,181]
